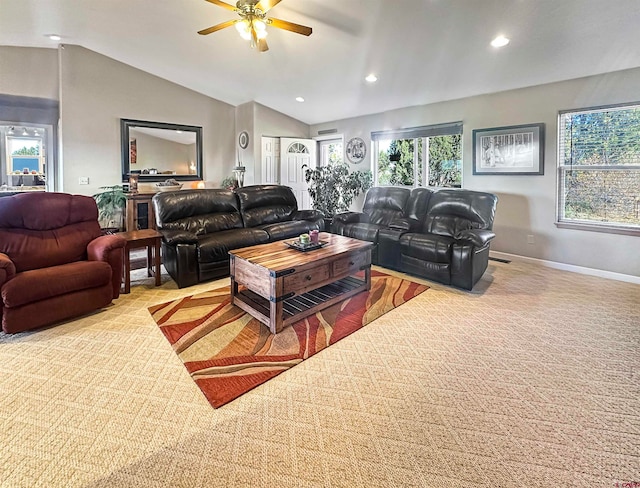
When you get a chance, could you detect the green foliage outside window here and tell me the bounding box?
[12,146,39,156]
[377,135,461,187]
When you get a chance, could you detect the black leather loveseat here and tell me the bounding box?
[153,185,324,288]
[332,186,498,290]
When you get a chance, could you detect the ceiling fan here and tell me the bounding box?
[198,0,312,52]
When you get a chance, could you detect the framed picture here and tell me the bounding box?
[472,123,544,175]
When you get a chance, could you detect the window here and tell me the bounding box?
[372,122,462,187]
[318,138,343,166]
[558,104,640,234]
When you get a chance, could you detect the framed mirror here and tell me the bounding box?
[120,118,203,183]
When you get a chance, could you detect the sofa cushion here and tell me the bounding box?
[1,261,112,308]
[236,185,298,228]
[399,233,455,263]
[257,220,321,241]
[339,223,383,243]
[197,228,269,263]
[153,189,243,235]
[362,187,410,226]
[422,189,497,237]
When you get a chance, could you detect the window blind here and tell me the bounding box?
[371,121,462,141]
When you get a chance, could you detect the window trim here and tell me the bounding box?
[556,102,640,236]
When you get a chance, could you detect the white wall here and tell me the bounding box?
[0,47,58,100]
[252,102,309,185]
[58,45,236,195]
[310,68,640,277]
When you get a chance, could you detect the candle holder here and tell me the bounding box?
[233,165,246,188]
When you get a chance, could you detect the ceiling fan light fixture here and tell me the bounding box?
[236,19,252,39]
[365,74,378,83]
[253,19,267,32]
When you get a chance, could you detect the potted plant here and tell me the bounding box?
[93,184,127,232]
[303,160,372,224]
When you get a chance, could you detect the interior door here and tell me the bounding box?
[261,136,280,185]
[279,137,316,209]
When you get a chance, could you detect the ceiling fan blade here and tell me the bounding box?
[198,19,238,35]
[257,38,269,52]
[255,0,282,13]
[204,0,237,12]
[268,17,312,36]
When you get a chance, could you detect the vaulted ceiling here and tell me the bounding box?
[2,0,640,125]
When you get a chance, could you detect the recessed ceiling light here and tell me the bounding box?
[491,35,510,48]
[295,97,305,102]
[365,74,378,83]
[47,34,62,41]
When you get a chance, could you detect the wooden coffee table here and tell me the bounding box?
[229,232,372,334]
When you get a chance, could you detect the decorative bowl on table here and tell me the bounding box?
[155,179,183,192]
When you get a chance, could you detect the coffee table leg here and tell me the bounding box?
[230,276,238,306]
[269,300,283,334]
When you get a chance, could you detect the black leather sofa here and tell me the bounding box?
[153,185,324,288]
[332,187,498,290]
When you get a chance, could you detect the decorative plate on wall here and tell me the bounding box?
[238,131,249,149]
[346,137,366,164]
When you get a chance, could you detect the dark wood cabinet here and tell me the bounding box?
[125,193,157,232]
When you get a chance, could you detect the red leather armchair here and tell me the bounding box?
[0,192,126,334]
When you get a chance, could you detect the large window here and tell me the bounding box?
[372,122,462,187]
[558,104,640,234]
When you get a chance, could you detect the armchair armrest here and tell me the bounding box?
[333,212,368,224]
[0,252,17,289]
[87,234,126,262]
[454,229,496,248]
[292,209,324,221]
[388,217,421,232]
[160,229,199,246]
[88,234,126,300]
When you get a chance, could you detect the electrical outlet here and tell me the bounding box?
[79,176,89,185]
[527,234,535,244]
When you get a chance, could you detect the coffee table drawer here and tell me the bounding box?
[283,264,331,294]
[332,250,370,277]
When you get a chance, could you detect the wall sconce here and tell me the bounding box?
[233,165,246,188]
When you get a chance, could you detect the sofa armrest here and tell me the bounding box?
[87,234,126,299]
[292,209,324,221]
[0,252,17,289]
[160,229,199,246]
[389,217,421,232]
[333,212,368,224]
[455,229,496,248]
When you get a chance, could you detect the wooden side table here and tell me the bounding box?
[118,229,163,293]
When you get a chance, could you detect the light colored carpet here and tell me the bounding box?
[1,260,639,487]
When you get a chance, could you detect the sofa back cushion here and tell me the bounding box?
[0,192,102,273]
[236,185,298,228]
[363,187,410,226]
[404,187,437,221]
[153,189,243,235]
[422,189,498,237]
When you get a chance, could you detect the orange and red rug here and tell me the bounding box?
[148,270,428,408]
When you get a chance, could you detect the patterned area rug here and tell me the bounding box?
[148,270,429,408]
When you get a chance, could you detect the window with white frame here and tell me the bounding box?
[318,138,343,166]
[372,122,462,187]
[558,104,640,233]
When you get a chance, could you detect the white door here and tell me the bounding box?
[280,137,316,209]
[261,136,280,185]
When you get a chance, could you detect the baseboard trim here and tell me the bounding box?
[490,251,640,285]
